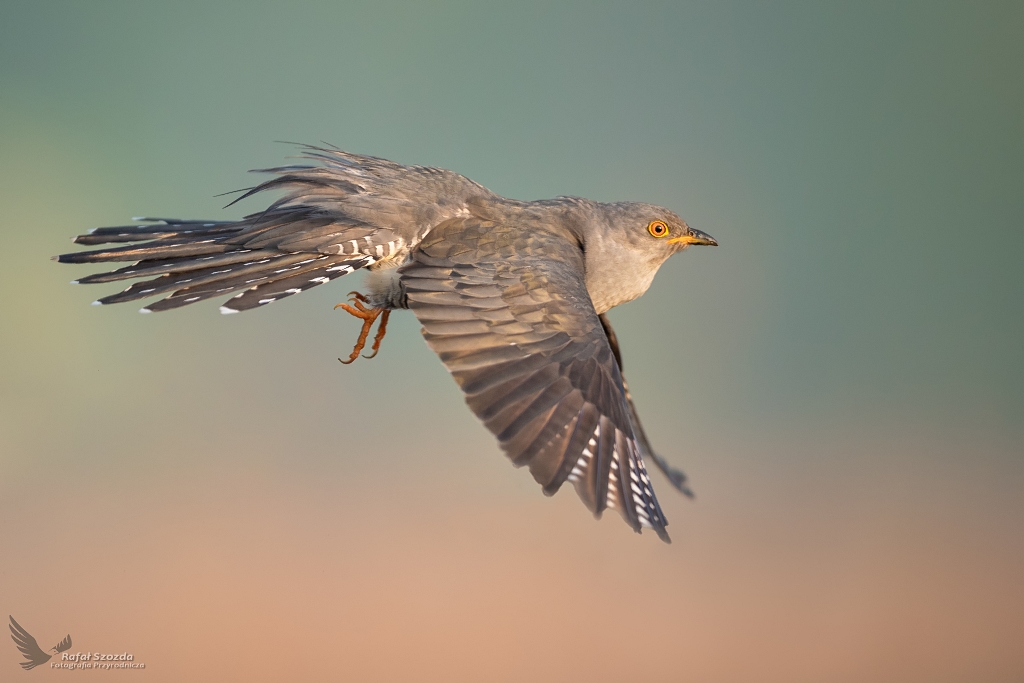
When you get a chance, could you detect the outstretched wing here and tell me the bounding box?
[56,145,488,314]
[9,616,52,670]
[598,313,694,498]
[53,634,73,653]
[402,217,671,541]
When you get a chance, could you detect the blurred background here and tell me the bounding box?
[1,1,1021,681]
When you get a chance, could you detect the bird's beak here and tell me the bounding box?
[669,227,718,246]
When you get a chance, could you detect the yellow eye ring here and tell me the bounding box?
[648,220,669,238]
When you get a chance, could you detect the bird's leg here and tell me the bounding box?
[335,291,390,364]
[362,309,390,359]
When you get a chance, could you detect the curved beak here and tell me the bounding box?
[669,227,718,247]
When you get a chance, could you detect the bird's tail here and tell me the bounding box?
[56,144,487,314]
[59,217,375,313]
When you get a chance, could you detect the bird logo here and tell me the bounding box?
[9,616,72,671]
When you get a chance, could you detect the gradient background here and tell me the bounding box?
[1,2,1021,681]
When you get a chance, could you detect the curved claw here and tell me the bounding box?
[335,294,390,364]
[362,310,390,359]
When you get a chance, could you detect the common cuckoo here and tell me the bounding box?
[57,145,717,542]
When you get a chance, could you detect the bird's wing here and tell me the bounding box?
[53,634,73,653]
[402,217,671,541]
[9,616,52,670]
[599,314,694,498]
[56,145,487,314]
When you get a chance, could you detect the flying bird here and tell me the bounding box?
[56,145,717,542]
[9,616,72,670]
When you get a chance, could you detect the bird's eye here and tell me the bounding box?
[648,220,669,238]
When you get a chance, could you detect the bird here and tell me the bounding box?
[56,144,717,542]
[9,616,72,670]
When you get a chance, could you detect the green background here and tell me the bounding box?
[2,2,1021,681]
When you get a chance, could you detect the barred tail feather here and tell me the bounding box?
[72,250,275,285]
[217,255,373,313]
[93,252,316,305]
[62,217,375,314]
[71,219,239,245]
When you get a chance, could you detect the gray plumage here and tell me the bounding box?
[57,144,717,542]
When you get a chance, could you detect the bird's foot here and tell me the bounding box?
[335,291,391,364]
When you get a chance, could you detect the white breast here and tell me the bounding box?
[364,263,408,309]
[583,233,664,315]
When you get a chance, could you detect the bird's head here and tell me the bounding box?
[577,201,717,313]
[602,202,717,260]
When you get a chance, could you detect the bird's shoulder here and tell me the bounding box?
[417,199,587,262]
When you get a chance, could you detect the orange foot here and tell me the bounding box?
[335,291,391,364]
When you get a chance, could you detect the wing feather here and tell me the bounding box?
[403,217,671,541]
[599,313,695,499]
